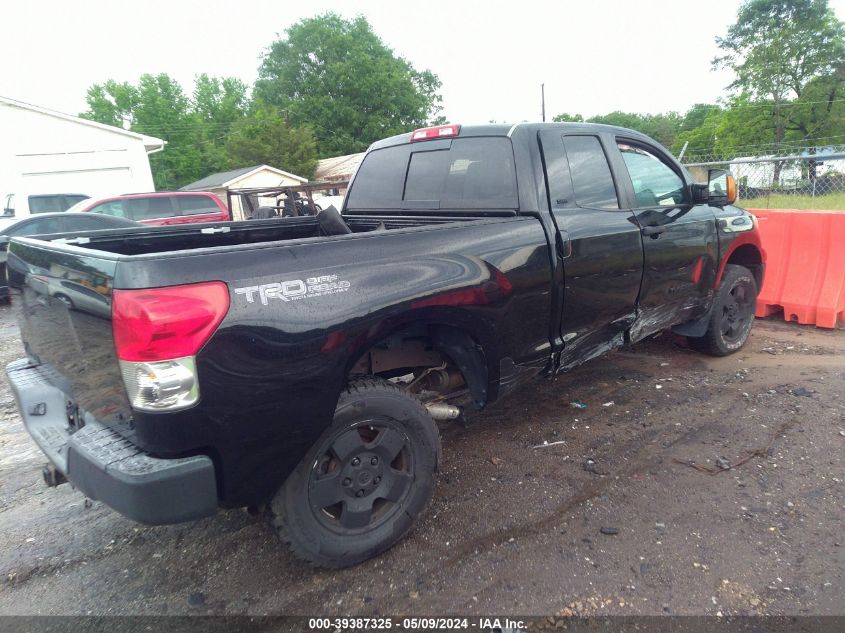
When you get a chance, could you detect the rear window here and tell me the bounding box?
[29,196,64,214]
[28,195,89,214]
[346,137,518,211]
[178,195,222,215]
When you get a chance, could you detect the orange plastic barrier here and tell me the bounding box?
[749,208,845,328]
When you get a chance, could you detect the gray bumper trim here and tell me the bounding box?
[6,358,218,525]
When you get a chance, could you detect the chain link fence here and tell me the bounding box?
[682,150,845,209]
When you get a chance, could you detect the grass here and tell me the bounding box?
[738,192,845,210]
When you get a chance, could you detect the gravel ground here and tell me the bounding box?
[0,303,842,617]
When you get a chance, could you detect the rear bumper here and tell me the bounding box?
[6,358,218,525]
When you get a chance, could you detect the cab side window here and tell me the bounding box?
[91,201,128,218]
[540,134,620,210]
[562,136,620,209]
[539,131,574,209]
[618,143,686,207]
[127,197,174,220]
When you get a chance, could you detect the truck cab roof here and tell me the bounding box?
[369,122,665,152]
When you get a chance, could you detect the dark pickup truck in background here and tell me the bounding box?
[5,122,764,568]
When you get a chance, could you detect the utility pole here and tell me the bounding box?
[541,83,546,122]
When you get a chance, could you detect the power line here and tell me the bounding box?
[576,97,845,123]
[679,134,845,153]
[681,98,845,112]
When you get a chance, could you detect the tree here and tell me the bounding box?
[82,74,202,189]
[586,111,681,148]
[552,112,584,122]
[714,0,845,170]
[551,110,681,147]
[254,13,443,157]
[192,74,250,175]
[785,64,845,177]
[224,101,318,179]
[715,0,844,101]
[81,80,138,128]
[671,99,783,161]
[81,73,250,189]
[676,103,717,142]
[714,96,781,158]
[193,75,249,127]
[127,74,203,190]
[671,105,724,160]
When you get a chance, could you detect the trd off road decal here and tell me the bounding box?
[234,274,351,305]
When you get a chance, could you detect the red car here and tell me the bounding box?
[66,192,231,226]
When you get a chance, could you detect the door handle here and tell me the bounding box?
[556,232,572,258]
[641,225,667,237]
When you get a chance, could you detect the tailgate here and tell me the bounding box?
[7,238,133,427]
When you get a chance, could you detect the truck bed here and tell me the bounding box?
[39,215,481,257]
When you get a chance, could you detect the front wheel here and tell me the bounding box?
[54,294,74,310]
[688,264,757,356]
[269,377,440,568]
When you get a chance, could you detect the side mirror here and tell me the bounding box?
[707,169,737,205]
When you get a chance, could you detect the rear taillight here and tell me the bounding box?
[113,282,229,411]
[410,124,460,142]
[113,282,229,362]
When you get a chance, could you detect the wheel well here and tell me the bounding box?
[725,244,763,288]
[347,323,489,409]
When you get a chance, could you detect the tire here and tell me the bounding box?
[54,294,74,310]
[688,264,757,356]
[269,377,440,568]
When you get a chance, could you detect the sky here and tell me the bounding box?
[3,0,845,126]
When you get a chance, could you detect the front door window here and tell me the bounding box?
[618,143,686,207]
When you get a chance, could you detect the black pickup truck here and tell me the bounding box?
[5,123,764,568]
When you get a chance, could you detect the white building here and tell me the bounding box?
[0,95,164,223]
[729,153,836,189]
